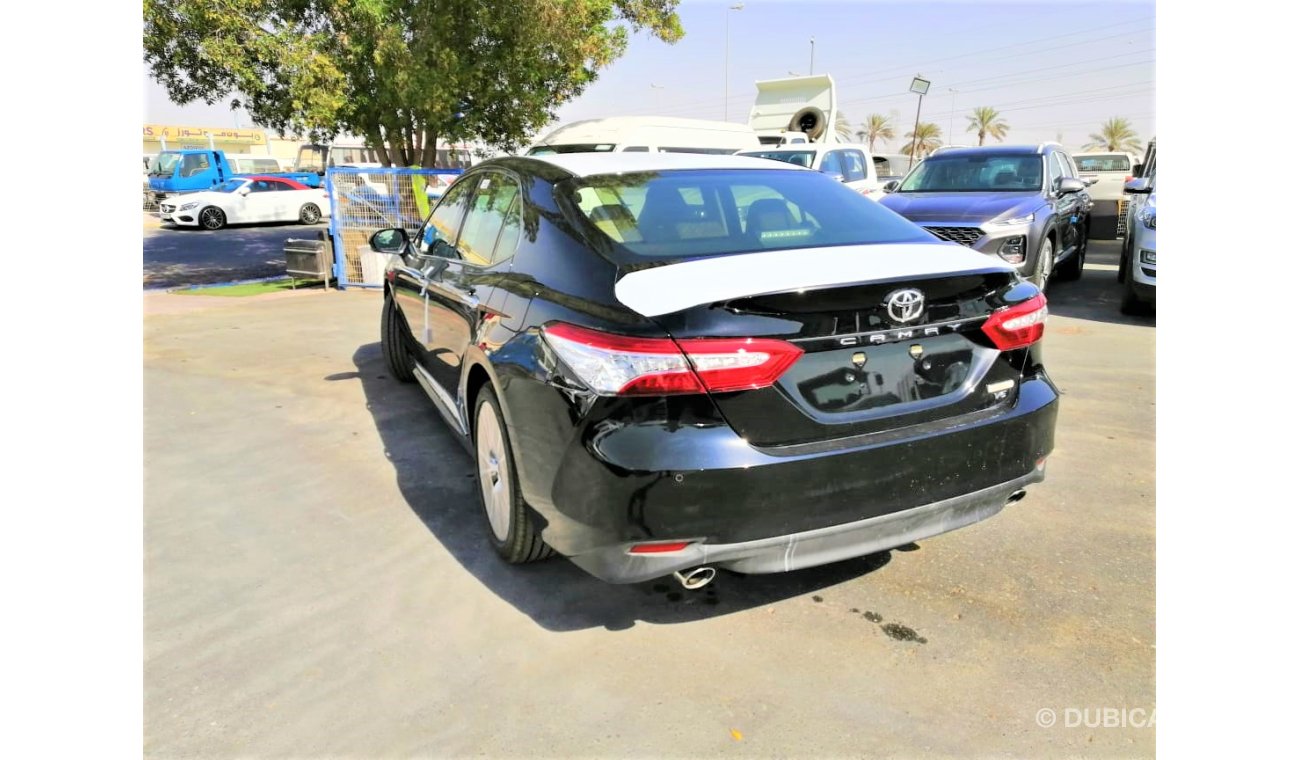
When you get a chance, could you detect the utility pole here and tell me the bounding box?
[809,36,815,74]
[724,4,744,120]
[948,88,957,145]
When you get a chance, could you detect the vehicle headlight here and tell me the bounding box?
[1138,206,1156,230]
[1139,250,1156,265]
[997,236,1026,264]
[988,212,1035,227]
[179,202,199,211]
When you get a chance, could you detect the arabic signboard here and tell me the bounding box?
[143,125,267,146]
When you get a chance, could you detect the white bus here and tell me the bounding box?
[294,142,474,173]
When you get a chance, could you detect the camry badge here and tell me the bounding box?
[885,288,925,323]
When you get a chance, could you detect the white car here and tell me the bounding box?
[735,144,884,198]
[159,176,331,230]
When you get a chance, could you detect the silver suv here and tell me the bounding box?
[1119,148,1156,314]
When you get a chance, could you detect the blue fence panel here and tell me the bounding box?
[325,167,463,289]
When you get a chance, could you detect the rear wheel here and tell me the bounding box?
[198,206,226,230]
[474,387,552,564]
[299,203,322,224]
[380,295,415,383]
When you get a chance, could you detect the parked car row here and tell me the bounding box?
[158,176,331,230]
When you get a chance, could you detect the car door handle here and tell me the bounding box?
[429,281,479,309]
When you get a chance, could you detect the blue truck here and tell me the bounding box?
[146,149,323,204]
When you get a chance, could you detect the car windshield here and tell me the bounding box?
[737,150,816,168]
[1073,155,1130,172]
[213,179,246,193]
[561,168,931,260]
[149,153,181,177]
[899,154,1042,192]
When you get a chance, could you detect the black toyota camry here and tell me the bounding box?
[369,153,1058,586]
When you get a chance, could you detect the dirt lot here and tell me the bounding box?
[144,241,1154,757]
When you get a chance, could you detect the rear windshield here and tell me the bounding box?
[560,168,931,260]
[737,150,817,168]
[899,154,1042,192]
[1073,155,1130,172]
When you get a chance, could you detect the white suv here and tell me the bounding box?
[737,144,883,198]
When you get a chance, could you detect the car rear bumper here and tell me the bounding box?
[569,466,1044,583]
[515,373,1058,583]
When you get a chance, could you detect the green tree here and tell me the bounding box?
[965,106,1009,146]
[143,0,683,165]
[904,122,943,159]
[861,114,895,152]
[1083,117,1143,153]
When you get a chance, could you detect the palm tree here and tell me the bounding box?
[965,106,1009,146]
[835,112,854,142]
[861,114,895,152]
[904,122,943,160]
[1083,117,1143,153]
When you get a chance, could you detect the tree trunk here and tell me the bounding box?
[421,130,438,169]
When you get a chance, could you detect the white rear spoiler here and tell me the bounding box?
[614,243,1014,318]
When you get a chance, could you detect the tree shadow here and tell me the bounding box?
[143,220,330,289]
[350,342,893,632]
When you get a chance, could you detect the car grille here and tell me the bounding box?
[160,204,175,213]
[923,226,982,247]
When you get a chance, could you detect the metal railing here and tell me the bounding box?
[324,167,463,289]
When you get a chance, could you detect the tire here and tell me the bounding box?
[1030,235,1054,290]
[1120,277,1149,316]
[380,295,416,383]
[1118,236,1130,283]
[1056,237,1085,282]
[299,203,322,224]
[198,206,226,230]
[474,386,552,564]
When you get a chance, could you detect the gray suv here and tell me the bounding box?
[879,144,1093,289]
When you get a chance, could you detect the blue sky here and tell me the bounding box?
[143,0,1155,152]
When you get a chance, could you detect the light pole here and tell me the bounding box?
[947,88,957,145]
[809,36,815,74]
[724,3,744,121]
[907,75,931,170]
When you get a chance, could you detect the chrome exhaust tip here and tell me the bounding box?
[1005,489,1028,505]
[672,566,716,590]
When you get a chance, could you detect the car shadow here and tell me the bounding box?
[1041,239,1156,328]
[349,342,893,632]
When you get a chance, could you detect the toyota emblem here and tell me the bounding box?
[885,288,925,323]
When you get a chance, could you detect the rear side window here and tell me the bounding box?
[563,169,931,259]
[819,151,845,178]
[1073,155,1130,172]
[456,173,522,266]
[840,150,868,182]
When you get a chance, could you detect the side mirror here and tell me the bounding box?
[1057,177,1086,195]
[237,185,251,196]
[883,180,900,193]
[1123,178,1152,194]
[370,228,410,254]
[1083,177,1099,186]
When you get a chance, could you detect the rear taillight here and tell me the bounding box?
[542,323,803,396]
[981,293,1048,350]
